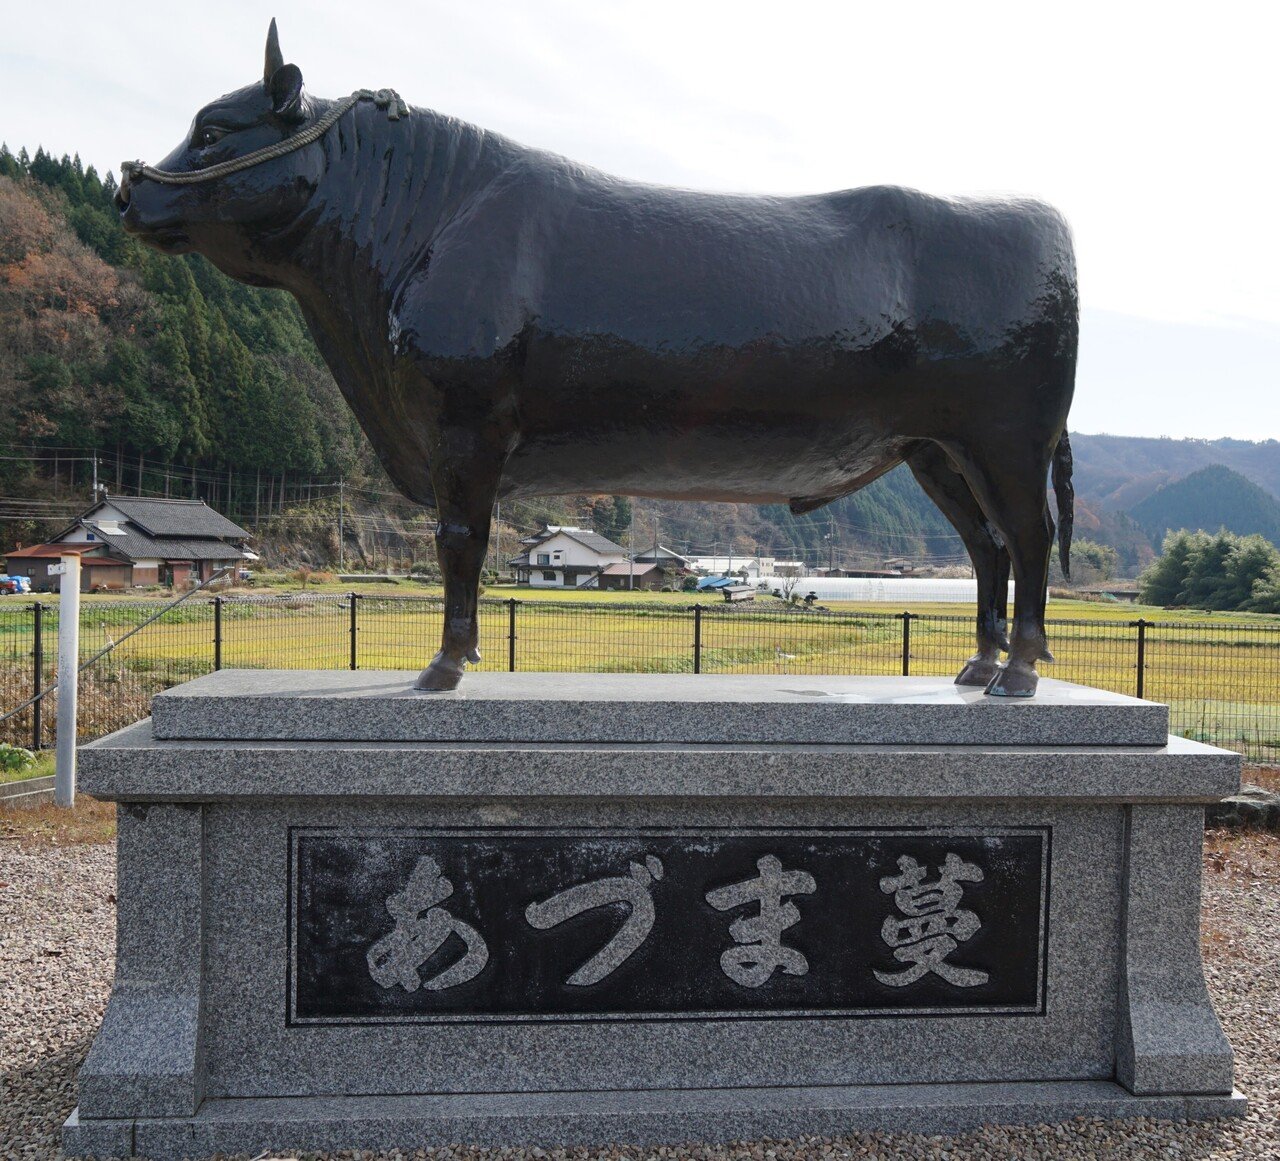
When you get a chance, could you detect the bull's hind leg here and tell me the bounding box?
[907,442,1010,687]
[942,440,1057,698]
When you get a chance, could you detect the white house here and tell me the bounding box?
[509,527,628,587]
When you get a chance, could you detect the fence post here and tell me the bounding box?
[900,611,913,677]
[213,596,223,671]
[31,602,43,751]
[693,604,702,674]
[1133,618,1147,700]
[349,592,359,670]
[54,554,80,808]
[508,598,518,671]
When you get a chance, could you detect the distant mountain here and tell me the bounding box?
[1126,465,1280,545]
[1069,434,1280,509]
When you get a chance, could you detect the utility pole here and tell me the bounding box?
[91,452,98,499]
[494,500,501,578]
[338,478,345,571]
[651,515,660,589]
[628,505,636,590]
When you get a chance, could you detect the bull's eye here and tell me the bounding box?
[197,126,228,148]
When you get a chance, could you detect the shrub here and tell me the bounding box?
[1139,529,1280,611]
[0,743,36,774]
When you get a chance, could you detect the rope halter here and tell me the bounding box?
[121,88,408,187]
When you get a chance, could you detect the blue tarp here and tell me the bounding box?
[696,576,737,590]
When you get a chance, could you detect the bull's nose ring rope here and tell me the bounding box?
[121,88,407,187]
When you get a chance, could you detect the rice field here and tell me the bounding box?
[1,592,1277,760]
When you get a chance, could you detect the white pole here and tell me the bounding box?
[55,553,80,808]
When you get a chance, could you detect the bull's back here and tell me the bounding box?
[526,173,1071,355]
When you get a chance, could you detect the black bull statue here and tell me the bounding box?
[117,22,1077,696]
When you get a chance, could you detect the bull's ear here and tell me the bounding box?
[270,63,306,123]
[264,18,284,84]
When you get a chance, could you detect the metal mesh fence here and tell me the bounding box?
[1,595,1277,762]
[1143,619,1280,765]
[1,603,43,749]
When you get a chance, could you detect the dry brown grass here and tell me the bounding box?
[1244,764,1280,792]
[1203,826,1280,881]
[0,796,116,849]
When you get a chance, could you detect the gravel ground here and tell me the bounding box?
[0,829,1276,1161]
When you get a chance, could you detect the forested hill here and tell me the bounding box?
[0,147,374,510]
[1069,434,1280,511]
[1128,465,1280,545]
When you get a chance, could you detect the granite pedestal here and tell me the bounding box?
[64,672,1244,1158]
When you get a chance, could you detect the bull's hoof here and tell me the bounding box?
[415,654,466,692]
[955,657,1002,687]
[984,661,1038,698]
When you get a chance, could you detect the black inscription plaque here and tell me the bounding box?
[288,826,1050,1025]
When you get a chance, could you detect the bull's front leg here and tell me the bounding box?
[416,517,489,691]
[415,430,505,692]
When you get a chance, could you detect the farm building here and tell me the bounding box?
[633,545,693,570]
[597,544,691,590]
[687,555,804,580]
[4,497,253,591]
[598,561,677,591]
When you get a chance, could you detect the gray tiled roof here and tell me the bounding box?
[557,529,627,555]
[82,523,247,562]
[101,498,250,539]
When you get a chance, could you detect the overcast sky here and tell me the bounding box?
[3,1,1277,441]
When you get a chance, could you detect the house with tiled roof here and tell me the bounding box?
[4,497,252,591]
[508,525,628,588]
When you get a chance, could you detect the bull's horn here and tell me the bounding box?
[264,17,284,84]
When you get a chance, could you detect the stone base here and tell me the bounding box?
[64,1082,1246,1158]
[66,673,1245,1158]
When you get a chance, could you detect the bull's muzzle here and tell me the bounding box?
[115,161,144,210]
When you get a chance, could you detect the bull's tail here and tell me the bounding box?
[1052,429,1074,580]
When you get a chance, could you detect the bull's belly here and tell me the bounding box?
[500,426,908,504]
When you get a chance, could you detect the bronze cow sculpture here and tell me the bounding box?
[116,22,1077,696]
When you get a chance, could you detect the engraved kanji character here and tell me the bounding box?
[874,852,989,988]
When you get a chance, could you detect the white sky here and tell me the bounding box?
[3,0,1278,440]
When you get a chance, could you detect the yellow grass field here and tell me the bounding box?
[2,589,1277,759]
